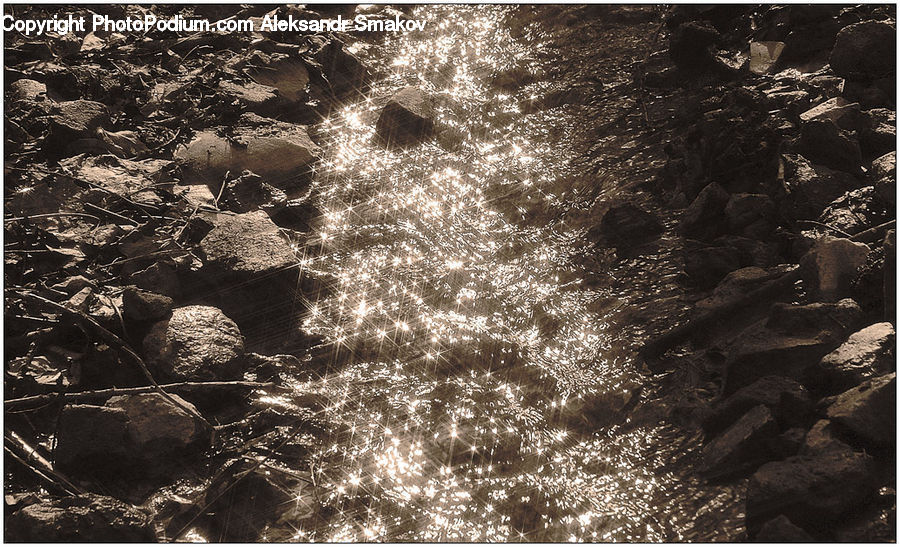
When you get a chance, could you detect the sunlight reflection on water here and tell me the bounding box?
[284,5,739,542]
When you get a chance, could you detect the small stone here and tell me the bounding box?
[51,275,94,296]
[130,262,180,299]
[123,286,173,322]
[49,100,109,141]
[219,80,283,116]
[245,53,310,103]
[680,182,730,240]
[826,373,896,447]
[830,21,896,80]
[724,193,775,239]
[682,244,742,289]
[815,322,895,393]
[801,419,853,455]
[696,266,792,311]
[375,86,435,146]
[800,236,870,301]
[871,151,896,182]
[799,97,865,131]
[9,79,48,102]
[143,305,245,381]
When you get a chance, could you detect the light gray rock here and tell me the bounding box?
[815,322,894,393]
[198,210,297,280]
[800,236,870,301]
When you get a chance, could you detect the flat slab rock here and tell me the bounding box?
[143,305,245,381]
[825,372,896,447]
[175,114,321,185]
[6,495,155,542]
[198,210,298,279]
[700,404,779,480]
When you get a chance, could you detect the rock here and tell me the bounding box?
[5,495,155,542]
[245,53,310,104]
[815,322,895,393]
[843,79,894,110]
[680,182,730,240]
[724,193,775,239]
[123,286,173,322]
[700,405,780,480]
[871,151,896,181]
[50,275,94,296]
[198,210,297,280]
[799,97,866,131]
[800,236,870,301]
[884,230,896,321]
[682,244,742,288]
[313,38,370,97]
[597,203,664,245]
[746,447,875,533]
[819,186,892,234]
[696,266,791,310]
[175,115,321,186]
[861,110,896,158]
[775,427,807,458]
[825,373,896,447]
[722,299,863,394]
[130,262,180,299]
[754,514,815,542]
[143,305,245,381]
[173,183,216,209]
[219,80,284,116]
[830,21,896,81]
[54,404,131,472]
[9,79,48,102]
[668,20,720,70]
[59,155,173,208]
[704,376,811,435]
[220,170,287,213]
[797,119,862,174]
[801,419,854,455]
[779,154,858,220]
[375,86,436,146]
[106,393,210,457]
[749,41,784,75]
[48,100,108,143]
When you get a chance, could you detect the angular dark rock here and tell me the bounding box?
[700,405,780,479]
[825,372,896,447]
[861,110,897,158]
[680,182,730,240]
[376,86,436,146]
[746,447,876,533]
[801,419,854,456]
[819,186,892,235]
[797,119,862,174]
[695,266,792,311]
[830,21,896,81]
[198,210,298,281]
[724,193,775,239]
[5,495,155,542]
[871,151,896,182]
[704,375,811,435]
[682,244,742,288]
[799,97,866,132]
[130,262,180,299]
[143,305,245,381]
[48,100,108,143]
[814,322,895,394]
[668,20,720,70]
[54,404,131,472]
[753,514,815,542]
[779,154,858,221]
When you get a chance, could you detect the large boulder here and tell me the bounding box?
[797,119,862,174]
[814,322,895,393]
[700,405,780,480]
[746,447,876,533]
[143,305,245,381]
[825,372,896,447]
[779,154,858,221]
[829,21,896,80]
[175,115,321,186]
[5,495,155,542]
[722,299,863,394]
[704,375,811,435]
[106,393,211,457]
[799,236,870,301]
[375,86,435,146]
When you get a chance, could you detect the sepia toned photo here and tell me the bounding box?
[3,3,896,542]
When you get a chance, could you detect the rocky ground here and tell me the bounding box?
[622,5,896,542]
[3,3,897,543]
